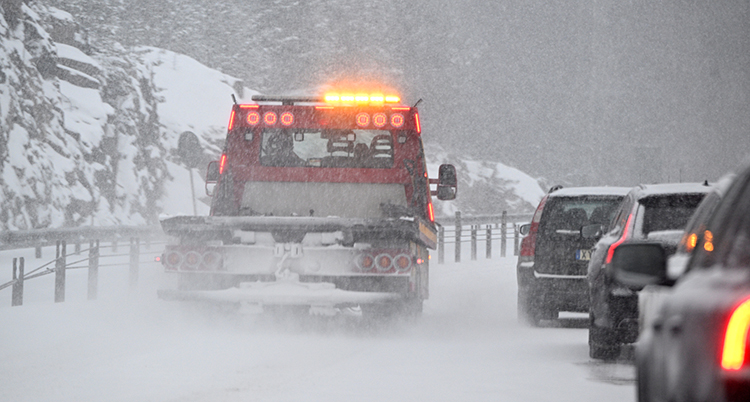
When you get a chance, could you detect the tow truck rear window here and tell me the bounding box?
[260,128,394,168]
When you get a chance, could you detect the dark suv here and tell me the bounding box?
[612,161,750,401]
[587,182,710,359]
[516,186,630,326]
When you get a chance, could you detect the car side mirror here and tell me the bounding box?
[518,223,531,236]
[205,161,220,196]
[581,224,603,239]
[437,164,457,200]
[611,242,669,290]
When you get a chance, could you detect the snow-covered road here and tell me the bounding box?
[0,247,635,401]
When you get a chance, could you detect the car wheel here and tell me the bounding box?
[518,291,556,326]
[589,314,620,360]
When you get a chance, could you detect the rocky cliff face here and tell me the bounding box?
[0,2,175,230]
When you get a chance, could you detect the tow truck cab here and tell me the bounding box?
[159,93,456,315]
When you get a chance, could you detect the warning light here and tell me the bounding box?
[280,112,294,126]
[219,153,227,174]
[324,92,402,104]
[390,113,404,128]
[356,113,370,127]
[263,112,278,125]
[373,113,387,128]
[247,111,260,125]
[227,110,236,131]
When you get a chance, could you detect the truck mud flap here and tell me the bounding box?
[157,280,401,307]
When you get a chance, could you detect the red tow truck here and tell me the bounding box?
[158,90,456,318]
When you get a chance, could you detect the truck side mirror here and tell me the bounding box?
[437,164,457,200]
[611,242,669,290]
[205,161,220,196]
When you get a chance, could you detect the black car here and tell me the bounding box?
[613,161,750,402]
[587,182,710,359]
[516,186,629,326]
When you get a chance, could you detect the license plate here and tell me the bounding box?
[575,249,592,261]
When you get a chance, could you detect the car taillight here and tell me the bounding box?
[605,214,634,264]
[520,195,549,258]
[721,297,750,371]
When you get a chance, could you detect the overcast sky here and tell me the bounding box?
[58,0,750,187]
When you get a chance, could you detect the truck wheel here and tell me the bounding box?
[589,315,620,360]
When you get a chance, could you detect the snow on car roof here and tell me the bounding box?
[548,186,631,197]
[635,182,712,196]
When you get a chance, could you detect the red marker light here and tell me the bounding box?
[356,113,370,127]
[246,111,260,125]
[263,112,278,125]
[391,113,404,128]
[427,201,435,222]
[722,296,750,370]
[219,153,227,174]
[414,112,421,133]
[227,110,236,131]
[373,113,387,128]
[280,112,294,126]
[239,104,259,109]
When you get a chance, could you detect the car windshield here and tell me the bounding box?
[260,128,394,168]
[639,194,706,234]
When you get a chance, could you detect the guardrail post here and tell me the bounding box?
[438,225,445,264]
[470,225,477,260]
[513,223,520,256]
[55,241,66,303]
[454,212,461,263]
[501,211,507,257]
[35,246,42,259]
[486,225,492,259]
[129,237,139,290]
[88,240,99,300]
[12,257,24,306]
[75,242,81,255]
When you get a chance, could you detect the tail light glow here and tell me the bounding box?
[246,111,261,126]
[376,254,393,272]
[427,201,435,222]
[280,112,294,126]
[219,153,227,174]
[227,110,236,131]
[722,296,750,370]
[263,112,278,125]
[394,254,412,272]
[390,113,404,128]
[606,214,634,264]
[520,195,549,258]
[373,113,387,127]
[414,112,421,133]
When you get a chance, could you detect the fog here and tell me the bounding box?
[54,0,750,187]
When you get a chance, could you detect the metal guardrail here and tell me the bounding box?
[0,212,532,305]
[435,211,533,264]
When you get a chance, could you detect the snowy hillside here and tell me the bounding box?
[0,1,542,231]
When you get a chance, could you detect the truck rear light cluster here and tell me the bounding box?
[163,248,224,271]
[355,250,413,273]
